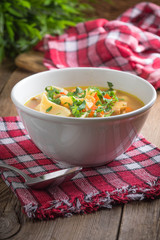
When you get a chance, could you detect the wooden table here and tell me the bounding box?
[0,60,160,240]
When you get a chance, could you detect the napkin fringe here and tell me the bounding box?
[23,180,160,220]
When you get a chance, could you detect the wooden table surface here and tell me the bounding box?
[0,60,160,240]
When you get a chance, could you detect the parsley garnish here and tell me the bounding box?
[70,99,86,117]
[52,98,61,105]
[46,87,61,105]
[104,111,114,117]
[74,87,83,94]
[78,100,86,110]
[67,87,85,98]
[45,86,60,94]
[46,106,52,113]
[107,82,114,91]
[89,87,103,100]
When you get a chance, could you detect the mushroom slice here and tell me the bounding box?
[40,93,71,117]
[112,101,127,115]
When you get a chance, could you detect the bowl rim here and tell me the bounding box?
[11,68,157,123]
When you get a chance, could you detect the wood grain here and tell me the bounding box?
[119,200,160,240]
[0,178,21,239]
[0,211,20,239]
[5,208,122,240]
[141,90,160,148]
[0,60,15,93]
[0,68,32,116]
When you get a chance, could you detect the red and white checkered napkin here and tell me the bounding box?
[0,116,160,219]
[35,2,160,89]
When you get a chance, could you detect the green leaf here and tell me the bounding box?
[46,106,52,112]
[70,104,81,117]
[0,9,4,35]
[43,0,53,6]
[107,82,114,91]
[74,87,83,95]
[18,0,31,9]
[78,100,86,110]
[7,8,23,17]
[52,98,61,105]
[0,0,94,63]
[61,4,79,14]
[104,111,114,117]
[0,45,5,63]
[6,21,14,42]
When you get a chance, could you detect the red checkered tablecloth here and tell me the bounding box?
[35,2,160,89]
[0,116,160,219]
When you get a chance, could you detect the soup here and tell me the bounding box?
[25,82,144,118]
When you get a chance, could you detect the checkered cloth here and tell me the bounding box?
[0,116,160,219]
[35,2,160,89]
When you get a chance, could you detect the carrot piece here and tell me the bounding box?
[94,92,99,102]
[88,104,98,117]
[91,105,97,110]
[126,107,132,112]
[103,93,111,99]
[88,111,94,117]
[60,92,67,95]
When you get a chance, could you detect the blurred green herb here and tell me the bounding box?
[46,106,52,112]
[0,0,93,62]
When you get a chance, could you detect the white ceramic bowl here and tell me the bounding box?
[11,68,157,167]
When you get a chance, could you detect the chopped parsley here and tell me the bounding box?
[45,86,60,94]
[43,83,128,118]
[78,100,86,111]
[107,82,114,91]
[74,87,83,94]
[67,87,86,98]
[52,98,61,105]
[46,87,61,105]
[70,99,86,117]
[46,106,52,113]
